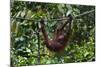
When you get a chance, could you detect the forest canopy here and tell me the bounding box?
[11,1,95,66]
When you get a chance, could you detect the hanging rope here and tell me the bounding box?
[75,9,95,18]
[11,9,95,22]
[36,23,40,64]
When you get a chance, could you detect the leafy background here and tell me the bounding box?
[10,1,95,67]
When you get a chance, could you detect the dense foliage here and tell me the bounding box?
[11,1,95,67]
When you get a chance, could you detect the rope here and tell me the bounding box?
[11,9,95,22]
